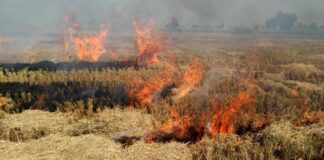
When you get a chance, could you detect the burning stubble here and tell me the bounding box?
[63,16,108,62]
[73,27,108,62]
[133,20,163,65]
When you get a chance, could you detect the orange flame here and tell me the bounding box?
[133,20,163,64]
[74,26,108,62]
[128,64,174,105]
[130,75,171,105]
[178,59,204,85]
[145,109,205,143]
[63,15,108,62]
[62,14,79,58]
[209,85,255,135]
[146,79,256,143]
[172,60,204,101]
[290,87,299,97]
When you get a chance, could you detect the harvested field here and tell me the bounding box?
[1,4,324,159]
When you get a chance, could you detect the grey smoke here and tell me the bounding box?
[0,0,323,33]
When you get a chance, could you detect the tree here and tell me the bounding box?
[308,23,318,30]
[166,17,180,31]
[265,10,297,30]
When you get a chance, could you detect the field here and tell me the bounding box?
[0,31,323,160]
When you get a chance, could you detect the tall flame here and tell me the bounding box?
[62,14,79,60]
[133,20,163,64]
[74,26,108,62]
[128,64,174,105]
[63,15,108,62]
[172,59,204,101]
[209,88,254,135]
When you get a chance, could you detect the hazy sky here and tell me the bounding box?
[0,0,323,31]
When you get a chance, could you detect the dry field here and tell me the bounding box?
[0,31,323,160]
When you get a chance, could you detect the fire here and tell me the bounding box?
[146,80,256,143]
[178,59,204,85]
[129,74,171,105]
[62,14,79,59]
[145,109,205,143]
[63,15,108,62]
[128,64,174,105]
[172,59,204,101]
[133,20,163,64]
[74,26,108,62]
[209,85,255,135]
[290,87,299,97]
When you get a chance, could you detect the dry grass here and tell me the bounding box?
[192,135,264,160]
[191,121,324,160]
[0,109,192,160]
[0,110,68,142]
[0,108,155,142]
[0,134,191,160]
[1,109,322,160]
[0,97,16,113]
[282,63,323,84]
[257,121,324,160]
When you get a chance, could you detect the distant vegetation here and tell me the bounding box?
[265,10,297,30]
[183,10,324,34]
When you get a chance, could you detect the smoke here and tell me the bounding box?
[0,0,323,60]
[1,0,323,33]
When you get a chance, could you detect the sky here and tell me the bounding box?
[0,0,323,32]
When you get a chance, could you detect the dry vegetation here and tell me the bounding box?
[0,33,323,160]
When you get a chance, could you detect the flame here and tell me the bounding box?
[290,87,299,97]
[62,14,79,59]
[172,59,204,101]
[178,59,204,85]
[133,20,163,64]
[74,26,108,62]
[128,64,174,105]
[63,15,108,62]
[146,80,256,143]
[293,102,324,126]
[209,86,255,135]
[130,74,171,105]
[145,109,205,143]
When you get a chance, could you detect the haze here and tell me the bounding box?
[0,0,323,33]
